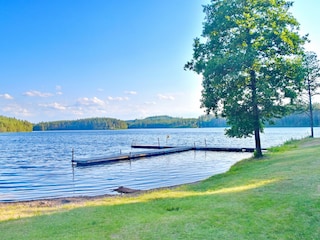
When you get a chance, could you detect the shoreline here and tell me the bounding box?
[4,137,319,222]
[0,181,202,208]
[1,138,319,223]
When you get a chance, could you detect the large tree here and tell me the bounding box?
[185,0,307,157]
[302,51,320,138]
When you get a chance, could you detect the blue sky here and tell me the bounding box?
[0,0,319,123]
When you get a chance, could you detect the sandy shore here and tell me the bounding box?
[0,180,203,207]
[0,189,152,221]
[0,193,115,208]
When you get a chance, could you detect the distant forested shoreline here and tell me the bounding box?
[1,111,320,133]
[126,116,198,128]
[0,116,33,132]
[33,118,128,131]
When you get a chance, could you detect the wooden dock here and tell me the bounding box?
[73,147,192,166]
[73,144,260,166]
[131,145,258,152]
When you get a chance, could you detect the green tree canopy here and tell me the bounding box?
[0,115,33,132]
[33,118,128,131]
[185,0,307,157]
[127,116,198,128]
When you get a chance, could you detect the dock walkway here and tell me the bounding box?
[73,145,259,166]
[131,145,257,152]
[73,147,192,166]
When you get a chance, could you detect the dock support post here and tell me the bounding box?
[72,148,74,161]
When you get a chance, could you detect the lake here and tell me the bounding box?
[0,127,315,202]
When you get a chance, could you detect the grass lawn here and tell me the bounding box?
[1,138,320,239]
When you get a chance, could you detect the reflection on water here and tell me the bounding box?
[0,128,313,202]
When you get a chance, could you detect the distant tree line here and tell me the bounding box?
[0,115,33,132]
[127,116,198,128]
[197,115,227,128]
[2,110,320,133]
[33,118,128,131]
[270,110,320,127]
[199,110,320,128]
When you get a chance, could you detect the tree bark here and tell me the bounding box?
[250,70,263,158]
[308,78,314,138]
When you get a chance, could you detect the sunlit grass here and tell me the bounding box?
[0,179,278,222]
[268,138,299,152]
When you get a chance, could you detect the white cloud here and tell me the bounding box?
[125,90,137,95]
[107,96,129,101]
[77,97,106,106]
[55,86,63,95]
[2,104,31,117]
[144,101,157,105]
[0,93,14,100]
[23,90,53,97]
[39,102,67,110]
[157,94,175,100]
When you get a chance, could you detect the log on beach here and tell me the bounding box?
[113,186,141,194]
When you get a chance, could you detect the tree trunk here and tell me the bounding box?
[308,79,314,138]
[250,70,263,158]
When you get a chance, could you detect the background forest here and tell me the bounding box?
[1,105,320,132]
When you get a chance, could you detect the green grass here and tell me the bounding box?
[267,138,299,153]
[1,138,320,239]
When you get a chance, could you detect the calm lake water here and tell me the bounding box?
[0,127,315,202]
